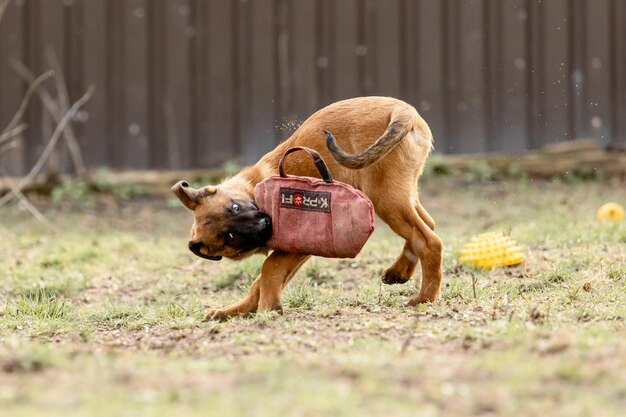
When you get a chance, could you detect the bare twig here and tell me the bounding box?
[12,61,58,111]
[46,49,71,112]
[471,273,477,300]
[0,123,26,147]
[13,58,86,176]
[2,174,59,232]
[0,0,10,25]
[0,85,95,207]
[1,70,54,136]
[41,100,59,172]
[0,138,19,155]
[45,48,87,176]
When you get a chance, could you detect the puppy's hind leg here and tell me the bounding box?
[381,240,419,285]
[415,200,435,231]
[380,199,436,285]
[377,196,421,285]
[378,199,443,303]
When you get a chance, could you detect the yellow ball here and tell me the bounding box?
[596,202,625,221]
[460,232,524,269]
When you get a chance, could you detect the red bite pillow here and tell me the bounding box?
[254,146,375,258]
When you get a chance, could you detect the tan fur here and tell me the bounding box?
[173,96,443,320]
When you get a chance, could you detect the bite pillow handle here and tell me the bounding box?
[278,145,333,183]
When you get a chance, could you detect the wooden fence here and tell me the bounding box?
[1,0,625,175]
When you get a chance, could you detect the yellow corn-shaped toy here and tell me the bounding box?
[460,231,524,269]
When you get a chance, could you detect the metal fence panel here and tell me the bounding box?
[0,0,624,175]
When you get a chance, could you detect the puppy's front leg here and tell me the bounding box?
[204,251,309,321]
[203,276,261,321]
[258,251,310,312]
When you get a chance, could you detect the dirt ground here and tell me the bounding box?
[1,176,625,417]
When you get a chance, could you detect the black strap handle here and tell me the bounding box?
[278,146,333,183]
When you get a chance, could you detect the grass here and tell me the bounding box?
[0,177,625,416]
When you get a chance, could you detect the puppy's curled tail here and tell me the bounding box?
[324,106,421,169]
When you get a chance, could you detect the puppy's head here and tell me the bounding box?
[171,180,272,261]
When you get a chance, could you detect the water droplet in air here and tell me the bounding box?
[591,116,602,129]
[355,45,368,56]
[129,123,141,136]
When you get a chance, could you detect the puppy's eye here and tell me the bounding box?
[226,232,235,242]
[232,203,240,212]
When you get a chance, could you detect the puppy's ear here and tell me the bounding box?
[204,185,217,195]
[171,181,201,210]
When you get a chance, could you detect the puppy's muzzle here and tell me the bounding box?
[188,241,222,261]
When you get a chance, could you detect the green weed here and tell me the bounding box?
[8,287,72,320]
[283,280,318,309]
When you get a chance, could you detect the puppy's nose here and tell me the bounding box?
[260,216,271,228]
[189,241,203,255]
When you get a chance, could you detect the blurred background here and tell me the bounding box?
[0,0,625,176]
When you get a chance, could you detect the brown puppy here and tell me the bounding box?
[172,96,443,320]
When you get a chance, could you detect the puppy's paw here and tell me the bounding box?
[406,293,438,306]
[381,270,411,285]
[202,308,232,321]
[257,300,283,314]
[202,308,217,321]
